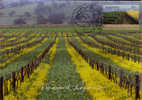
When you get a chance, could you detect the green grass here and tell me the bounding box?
[103,11,123,24]
[140,24,142,30]
[102,29,141,33]
[0,26,77,33]
[37,37,91,100]
[0,26,140,34]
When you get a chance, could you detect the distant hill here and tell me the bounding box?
[0,4,37,25]
[0,1,140,25]
[0,1,75,25]
[0,1,103,25]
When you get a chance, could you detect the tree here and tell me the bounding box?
[9,2,19,8]
[48,13,65,24]
[139,5,142,24]
[59,3,66,8]
[34,1,47,16]
[9,11,16,17]
[20,0,30,6]
[24,12,31,18]
[0,11,4,17]
[37,15,48,24]
[14,18,26,25]
[0,0,4,9]
[35,2,50,24]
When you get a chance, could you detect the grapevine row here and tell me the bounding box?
[105,34,142,48]
[79,35,141,63]
[89,34,142,55]
[67,38,140,100]
[0,37,45,56]
[0,39,56,100]
[109,33,142,45]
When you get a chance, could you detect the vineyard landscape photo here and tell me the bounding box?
[0,0,142,100]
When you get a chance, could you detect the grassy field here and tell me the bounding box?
[0,26,141,100]
[103,24,140,30]
[140,24,142,30]
[0,24,141,33]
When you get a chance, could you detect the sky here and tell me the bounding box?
[2,0,141,10]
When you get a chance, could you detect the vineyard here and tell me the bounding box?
[0,27,141,100]
[103,11,139,24]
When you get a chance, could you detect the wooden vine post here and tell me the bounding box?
[12,72,16,91]
[140,74,142,99]
[21,67,24,82]
[135,74,140,100]
[0,76,3,100]
[108,66,112,80]
[120,69,123,87]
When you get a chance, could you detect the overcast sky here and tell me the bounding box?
[2,0,142,7]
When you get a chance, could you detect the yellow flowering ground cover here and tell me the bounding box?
[108,34,141,45]
[2,37,26,46]
[89,36,140,57]
[4,38,58,100]
[116,33,142,43]
[7,37,16,41]
[1,36,37,51]
[0,37,36,53]
[0,33,41,54]
[89,35,142,57]
[47,38,59,64]
[1,33,24,43]
[66,40,135,100]
[4,63,50,100]
[0,38,48,68]
[97,34,134,46]
[77,37,142,73]
[4,32,25,37]
[0,37,4,41]
[63,32,67,37]
[126,10,139,21]
[0,32,33,45]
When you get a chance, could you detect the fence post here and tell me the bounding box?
[101,64,104,74]
[120,69,123,87]
[127,54,130,61]
[27,65,30,78]
[135,74,140,100]
[21,67,24,82]
[109,66,111,80]
[134,56,136,63]
[12,72,16,91]
[96,62,99,70]
[89,58,94,69]
[0,76,3,100]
